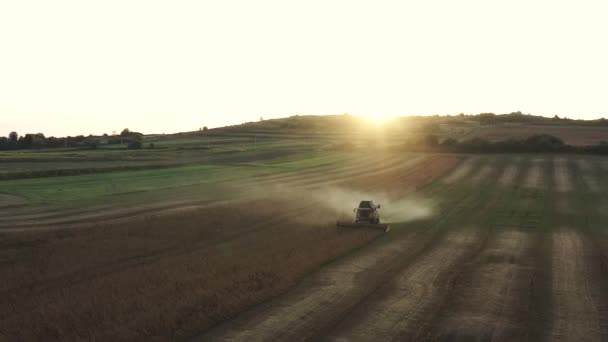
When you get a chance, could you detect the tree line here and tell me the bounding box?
[415,134,608,155]
[0,129,144,151]
[453,111,608,126]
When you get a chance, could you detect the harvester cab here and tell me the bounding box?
[337,200,390,232]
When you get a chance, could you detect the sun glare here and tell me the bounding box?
[358,113,396,126]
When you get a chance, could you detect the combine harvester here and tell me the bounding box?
[337,200,391,233]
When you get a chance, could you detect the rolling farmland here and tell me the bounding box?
[1,125,608,341]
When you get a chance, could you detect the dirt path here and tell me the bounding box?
[549,230,603,341]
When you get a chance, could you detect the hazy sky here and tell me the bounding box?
[1,0,607,136]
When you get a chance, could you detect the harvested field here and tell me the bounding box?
[3,152,608,341]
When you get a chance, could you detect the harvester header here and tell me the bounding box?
[336,200,390,232]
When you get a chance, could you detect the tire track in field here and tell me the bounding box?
[553,157,572,193]
[198,229,432,342]
[333,155,463,199]
[575,159,601,193]
[324,230,484,342]
[391,155,464,193]
[471,163,494,185]
[523,158,545,189]
[289,156,424,189]
[243,154,410,188]
[498,157,521,186]
[562,156,608,340]
[431,230,536,341]
[549,230,603,342]
[0,200,224,230]
[443,156,478,183]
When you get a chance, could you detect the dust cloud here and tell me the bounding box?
[233,184,436,224]
[310,187,436,224]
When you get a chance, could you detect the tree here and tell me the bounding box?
[32,133,46,149]
[202,126,208,132]
[8,131,18,143]
[22,134,35,149]
[121,128,130,136]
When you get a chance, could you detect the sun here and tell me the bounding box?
[358,113,396,125]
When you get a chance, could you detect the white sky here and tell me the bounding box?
[1,0,607,136]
